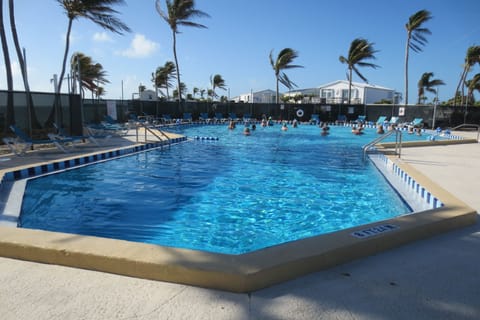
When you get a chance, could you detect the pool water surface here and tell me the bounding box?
[20,124,413,254]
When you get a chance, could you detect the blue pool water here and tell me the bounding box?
[20,124,415,254]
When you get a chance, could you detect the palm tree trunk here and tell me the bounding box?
[454,67,467,107]
[58,18,73,93]
[275,75,279,104]
[172,30,182,112]
[0,0,14,133]
[8,0,41,130]
[404,35,410,106]
[348,67,353,104]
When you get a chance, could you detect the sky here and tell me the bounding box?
[1,0,479,103]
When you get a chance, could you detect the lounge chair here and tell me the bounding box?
[410,118,423,128]
[336,114,347,124]
[162,114,173,124]
[102,115,129,135]
[388,116,399,126]
[228,113,239,121]
[2,125,69,155]
[182,113,193,123]
[243,113,252,122]
[214,113,226,123]
[199,113,210,123]
[53,123,107,147]
[355,115,367,124]
[375,116,387,125]
[310,114,320,124]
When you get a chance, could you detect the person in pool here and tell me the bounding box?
[281,122,288,131]
[228,120,236,130]
[243,127,251,135]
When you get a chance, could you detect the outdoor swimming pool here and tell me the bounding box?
[19,124,421,254]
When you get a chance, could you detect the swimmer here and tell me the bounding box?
[377,124,385,134]
[281,122,288,131]
[228,120,236,130]
[292,119,298,128]
[243,127,251,136]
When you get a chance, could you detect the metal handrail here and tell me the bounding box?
[363,129,402,160]
[449,124,480,141]
[135,122,171,147]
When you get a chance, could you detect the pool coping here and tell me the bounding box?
[0,133,477,293]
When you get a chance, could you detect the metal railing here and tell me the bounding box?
[449,124,480,141]
[363,129,402,160]
[135,122,171,147]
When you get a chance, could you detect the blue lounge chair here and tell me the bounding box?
[183,113,192,123]
[214,113,226,123]
[199,113,210,123]
[310,114,320,124]
[337,114,347,123]
[228,113,239,121]
[355,115,367,124]
[3,125,70,155]
[388,116,399,126]
[410,118,423,128]
[243,113,252,122]
[162,114,173,124]
[376,116,387,125]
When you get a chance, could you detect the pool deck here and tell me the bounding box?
[1,129,479,319]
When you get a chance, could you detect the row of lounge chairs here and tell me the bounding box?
[2,120,126,156]
[158,113,252,124]
[309,113,423,128]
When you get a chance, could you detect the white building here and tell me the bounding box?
[233,89,276,103]
[284,80,398,104]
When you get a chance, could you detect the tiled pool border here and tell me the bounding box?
[0,130,476,293]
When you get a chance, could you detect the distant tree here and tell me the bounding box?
[156,0,209,107]
[210,74,227,99]
[70,52,109,98]
[152,61,176,100]
[417,72,444,104]
[193,87,199,98]
[200,88,206,99]
[172,82,187,99]
[269,48,303,104]
[339,38,379,104]
[454,45,480,106]
[404,9,432,106]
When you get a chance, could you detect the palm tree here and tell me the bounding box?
[454,45,480,106]
[153,61,176,100]
[404,9,432,106]
[466,73,480,105]
[269,48,303,104]
[210,74,227,99]
[0,0,14,132]
[339,38,379,104]
[156,0,209,107]
[193,87,199,98]
[417,72,445,104]
[172,82,187,99]
[57,0,130,93]
[8,0,41,130]
[70,52,109,98]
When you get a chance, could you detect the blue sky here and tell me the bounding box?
[1,0,479,103]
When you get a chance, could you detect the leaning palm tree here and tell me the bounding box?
[417,72,445,104]
[454,45,480,106]
[156,0,209,107]
[269,48,303,104]
[70,52,110,98]
[0,0,14,132]
[57,0,130,93]
[339,38,379,104]
[210,74,227,99]
[153,61,176,100]
[404,9,432,106]
[465,73,480,105]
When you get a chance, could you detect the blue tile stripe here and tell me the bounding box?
[375,153,444,209]
[1,137,186,183]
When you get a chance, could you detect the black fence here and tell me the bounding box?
[1,90,479,141]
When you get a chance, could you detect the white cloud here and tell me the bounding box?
[93,32,112,42]
[118,34,159,58]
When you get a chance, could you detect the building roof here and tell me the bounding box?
[319,80,392,91]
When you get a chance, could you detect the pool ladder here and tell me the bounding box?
[363,130,402,161]
[135,122,171,148]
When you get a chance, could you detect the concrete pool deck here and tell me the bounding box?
[0,129,479,319]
